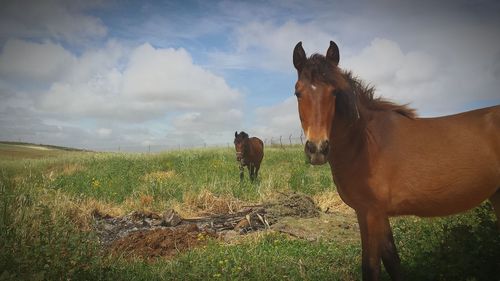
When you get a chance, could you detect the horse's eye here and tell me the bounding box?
[295,91,301,98]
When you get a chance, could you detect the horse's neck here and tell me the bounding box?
[329,107,372,175]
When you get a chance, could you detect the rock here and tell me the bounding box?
[103,223,115,231]
[234,218,250,231]
[162,209,182,227]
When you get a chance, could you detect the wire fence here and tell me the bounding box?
[89,132,306,153]
[263,134,305,147]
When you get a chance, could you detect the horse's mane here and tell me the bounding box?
[303,54,417,123]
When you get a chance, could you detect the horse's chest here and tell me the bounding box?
[332,167,380,209]
[335,186,356,209]
[241,157,251,165]
[333,175,373,210]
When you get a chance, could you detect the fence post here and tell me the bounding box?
[300,131,304,145]
[280,136,283,149]
[289,134,292,145]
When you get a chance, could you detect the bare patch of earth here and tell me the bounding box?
[109,224,217,260]
[93,192,358,260]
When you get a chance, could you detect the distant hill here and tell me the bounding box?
[0,141,89,151]
[0,141,90,160]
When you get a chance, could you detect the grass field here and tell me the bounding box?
[0,142,499,280]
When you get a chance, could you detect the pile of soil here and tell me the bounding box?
[92,209,165,247]
[265,192,320,224]
[93,192,334,260]
[109,224,216,259]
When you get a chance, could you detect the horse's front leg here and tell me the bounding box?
[249,163,255,181]
[357,210,401,281]
[380,223,401,281]
[239,164,245,181]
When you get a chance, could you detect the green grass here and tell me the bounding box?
[1,144,499,280]
[99,233,361,281]
[46,146,333,204]
[393,204,500,280]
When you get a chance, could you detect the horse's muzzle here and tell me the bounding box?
[235,152,243,162]
[304,140,329,165]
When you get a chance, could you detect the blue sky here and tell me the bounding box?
[1,0,499,151]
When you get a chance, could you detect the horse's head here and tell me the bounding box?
[234,131,249,162]
[293,41,343,165]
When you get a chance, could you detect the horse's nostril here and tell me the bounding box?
[305,141,317,154]
[320,140,329,155]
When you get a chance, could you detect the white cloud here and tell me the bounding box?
[65,40,126,84]
[0,39,243,147]
[96,128,112,138]
[208,5,500,117]
[0,0,106,44]
[344,38,439,106]
[168,109,243,145]
[122,44,240,109]
[251,97,302,139]
[346,38,438,85]
[343,38,499,116]
[0,39,76,82]
[172,109,242,132]
[210,20,335,72]
[2,0,499,151]
[34,42,242,123]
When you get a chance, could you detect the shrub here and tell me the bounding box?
[393,203,500,281]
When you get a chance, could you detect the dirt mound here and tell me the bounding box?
[92,209,166,247]
[265,192,320,224]
[110,224,216,260]
[93,192,331,259]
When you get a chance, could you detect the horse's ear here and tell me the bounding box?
[326,41,340,66]
[235,131,238,138]
[293,41,307,73]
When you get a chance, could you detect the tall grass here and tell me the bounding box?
[0,162,103,280]
[393,203,500,281]
[48,147,333,205]
[99,233,361,281]
[1,146,499,280]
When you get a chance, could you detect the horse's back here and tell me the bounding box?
[479,105,500,146]
[249,137,264,163]
[399,105,500,165]
[480,105,500,158]
[418,105,500,160]
[377,105,500,216]
[430,105,500,132]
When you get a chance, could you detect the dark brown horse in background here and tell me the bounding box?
[234,131,264,181]
[293,41,500,281]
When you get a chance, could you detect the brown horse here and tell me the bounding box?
[292,41,500,281]
[234,131,264,181]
